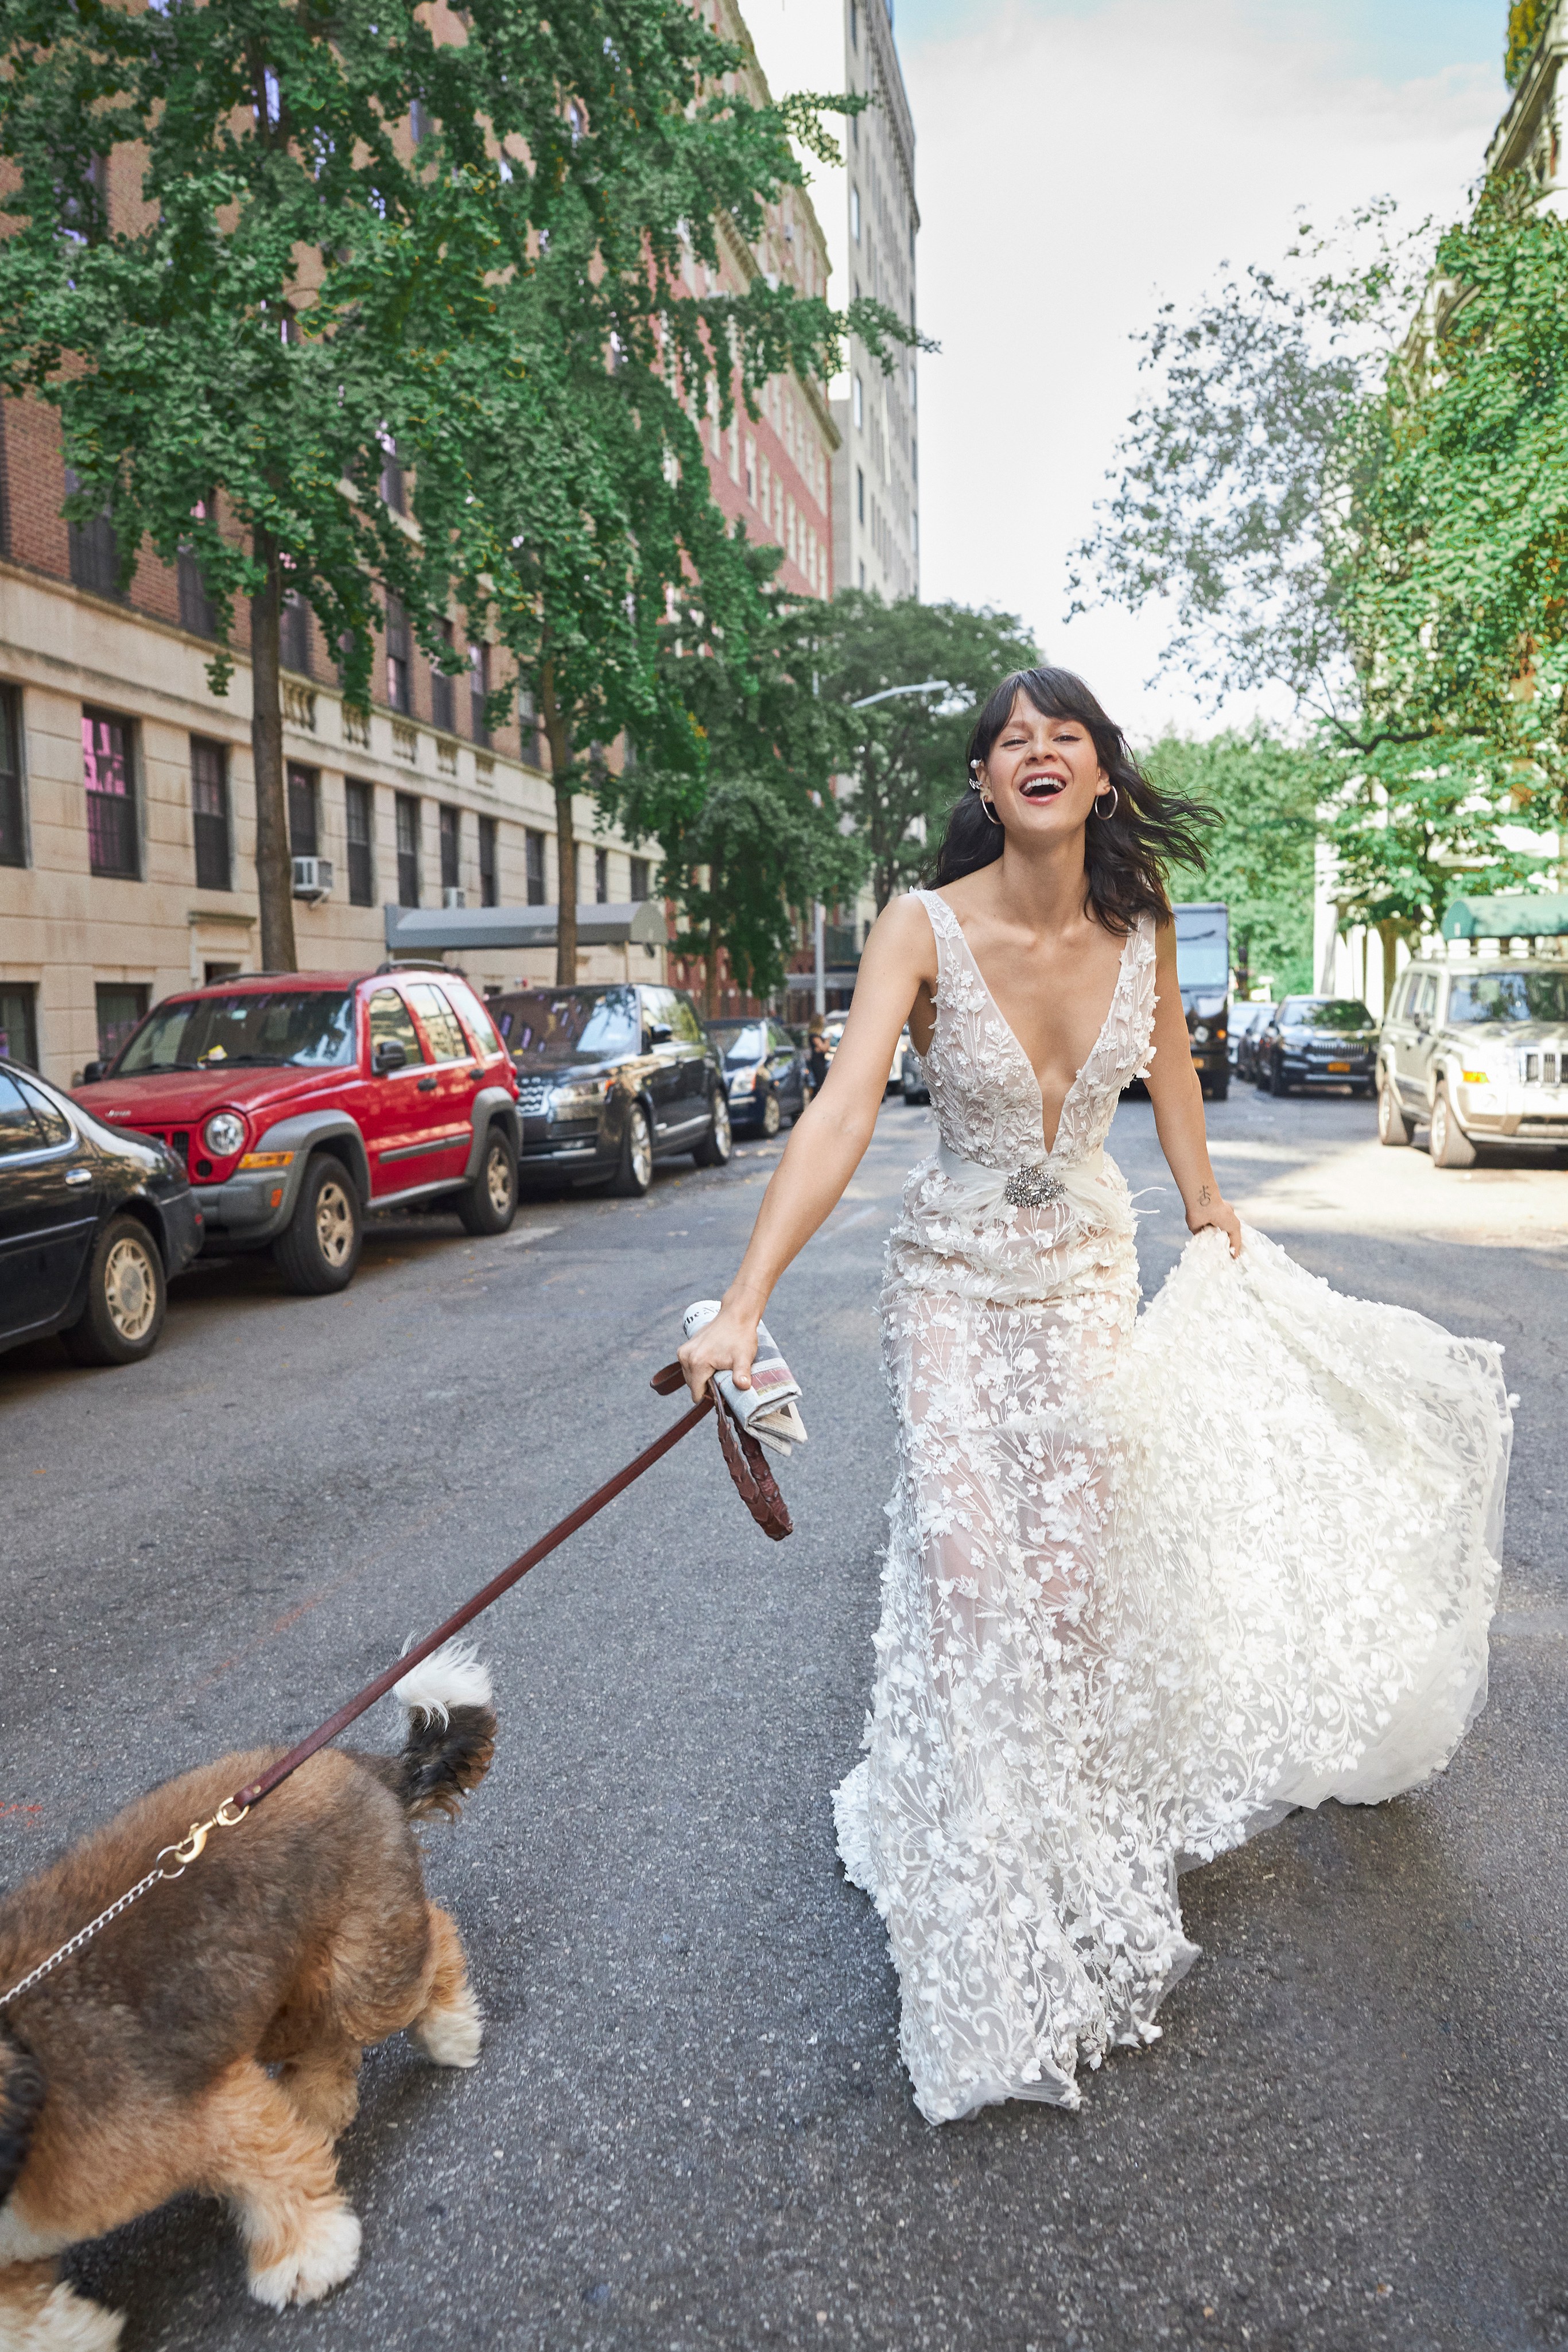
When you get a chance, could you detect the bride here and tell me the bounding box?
[679,665,1512,2125]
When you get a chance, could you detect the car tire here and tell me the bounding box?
[1268,1057,1290,1097]
[1209,1076,1229,1103]
[759,1089,782,1139]
[1429,1079,1477,1169]
[60,1213,166,1366]
[457,1126,518,1235]
[611,1101,654,1197]
[1377,1075,1414,1146]
[272,1155,362,1294]
[692,1089,733,1169]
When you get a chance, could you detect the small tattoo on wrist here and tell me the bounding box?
[1197,1183,1211,1208]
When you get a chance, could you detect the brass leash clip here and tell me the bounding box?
[159,1800,251,1876]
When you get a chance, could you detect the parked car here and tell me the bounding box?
[73,967,519,1295]
[1377,954,1568,1166]
[1254,998,1377,1099]
[1174,900,1231,1099]
[706,1017,810,1138]
[1231,1002,1276,1084]
[897,1028,930,1104]
[488,981,731,1196]
[1,1056,200,1365]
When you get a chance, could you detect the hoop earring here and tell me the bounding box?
[978,795,1003,828]
[1093,784,1119,819]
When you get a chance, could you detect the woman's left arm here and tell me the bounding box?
[1143,918,1243,1256]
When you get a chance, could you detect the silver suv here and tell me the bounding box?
[1377,955,1568,1166]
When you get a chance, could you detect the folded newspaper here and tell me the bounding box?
[682,1301,808,1458]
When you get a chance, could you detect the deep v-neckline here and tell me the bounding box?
[937,898,1135,1158]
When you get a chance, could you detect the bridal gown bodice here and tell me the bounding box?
[833,888,1512,2125]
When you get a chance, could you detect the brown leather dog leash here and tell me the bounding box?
[0,1368,790,2013]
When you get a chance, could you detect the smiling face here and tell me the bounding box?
[975,690,1107,840]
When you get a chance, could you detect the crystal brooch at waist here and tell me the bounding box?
[1004,1162,1067,1209]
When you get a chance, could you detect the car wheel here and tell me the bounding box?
[1209,1076,1229,1103]
[272,1155,362,1294]
[693,1089,733,1168]
[60,1213,166,1366]
[611,1102,654,1197]
[759,1089,782,1139]
[1377,1074,1414,1146]
[1429,1079,1477,1169]
[457,1126,518,1235]
[1268,1056,1290,1097]
[1352,1081,1375,1100]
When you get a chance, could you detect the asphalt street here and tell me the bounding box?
[3,1084,1566,2352]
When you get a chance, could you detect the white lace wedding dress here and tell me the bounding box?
[832,889,1512,2124]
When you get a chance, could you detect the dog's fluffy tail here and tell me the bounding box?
[0,2016,45,2204]
[377,1640,496,1822]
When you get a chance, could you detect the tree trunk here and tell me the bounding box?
[250,529,297,972]
[541,661,576,986]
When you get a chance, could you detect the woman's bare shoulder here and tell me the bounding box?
[864,892,940,975]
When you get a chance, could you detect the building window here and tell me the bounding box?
[851,185,860,244]
[346,778,375,906]
[0,686,25,869]
[380,434,406,511]
[191,737,231,891]
[178,548,217,638]
[856,466,865,525]
[95,983,148,1068]
[386,593,410,713]
[478,814,498,907]
[395,792,421,906]
[628,856,650,903]
[594,846,609,903]
[280,588,312,677]
[0,983,37,1068]
[853,373,863,430]
[849,0,858,48]
[431,619,455,733]
[81,709,138,878]
[65,470,122,600]
[287,763,319,857]
[525,827,546,906]
[440,802,460,892]
[469,642,490,746]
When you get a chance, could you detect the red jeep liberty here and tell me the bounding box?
[73,966,519,1293]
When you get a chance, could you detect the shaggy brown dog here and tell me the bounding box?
[0,1643,495,2350]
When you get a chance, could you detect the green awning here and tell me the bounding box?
[1441,892,1568,941]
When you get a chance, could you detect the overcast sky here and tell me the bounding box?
[883,0,1508,742]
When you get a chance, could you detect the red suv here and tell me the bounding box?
[73,965,519,1293]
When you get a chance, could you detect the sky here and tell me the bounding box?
[879,0,1510,743]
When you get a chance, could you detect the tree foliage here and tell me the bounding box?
[1144,731,1320,998]
[1507,0,1553,85]
[812,594,1041,908]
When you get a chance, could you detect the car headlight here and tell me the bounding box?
[548,1078,609,1117]
[203,1110,247,1157]
[1191,1025,1210,1045]
[728,1069,758,1095]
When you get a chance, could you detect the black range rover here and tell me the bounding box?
[488,983,732,1196]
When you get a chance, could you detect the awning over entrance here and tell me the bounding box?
[382,901,670,955]
[1441,893,1568,942]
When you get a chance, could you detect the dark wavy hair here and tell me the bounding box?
[932,666,1212,934]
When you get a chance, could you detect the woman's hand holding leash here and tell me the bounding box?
[679,1295,760,1403]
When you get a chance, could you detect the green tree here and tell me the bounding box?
[814,593,1042,908]
[1144,731,1319,997]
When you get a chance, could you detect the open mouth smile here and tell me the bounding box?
[1018,774,1067,802]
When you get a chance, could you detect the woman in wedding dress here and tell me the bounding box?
[679,666,1512,2126]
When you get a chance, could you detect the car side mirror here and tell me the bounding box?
[372,1038,408,1074]
[647,1022,673,1046]
[81,1059,104,1085]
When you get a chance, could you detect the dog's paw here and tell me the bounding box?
[18,2282,125,2351]
[247,2204,362,2310]
[415,1982,483,2068]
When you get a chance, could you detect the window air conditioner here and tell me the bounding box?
[443,886,467,909]
[292,856,333,902]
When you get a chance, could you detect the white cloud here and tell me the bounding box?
[901,0,1503,741]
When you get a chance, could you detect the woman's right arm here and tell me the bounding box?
[677,895,936,1402]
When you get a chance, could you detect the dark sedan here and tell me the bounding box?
[706,1017,810,1138]
[1231,1003,1276,1084]
[488,982,732,1197]
[1255,998,1378,1097]
[0,1057,201,1364]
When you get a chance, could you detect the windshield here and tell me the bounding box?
[494,987,640,1067]
[1280,999,1374,1033]
[115,990,356,1074]
[1447,971,1568,1024]
[1174,909,1229,991]
[711,1022,767,1062]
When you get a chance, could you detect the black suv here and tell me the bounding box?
[707,1016,811,1138]
[0,1057,201,1365]
[1255,998,1377,1097]
[489,983,732,1196]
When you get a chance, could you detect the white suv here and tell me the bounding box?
[1377,956,1568,1166]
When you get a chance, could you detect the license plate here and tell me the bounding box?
[1327,1061,1350,1073]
